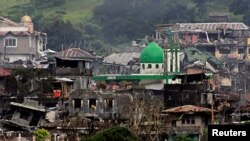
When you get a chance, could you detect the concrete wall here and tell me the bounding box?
[140,63,164,74]
[176,115,204,128]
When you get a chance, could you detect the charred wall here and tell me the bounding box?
[164,84,207,108]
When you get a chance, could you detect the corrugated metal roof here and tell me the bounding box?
[56,48,95,60]
[104,53,140,65]
[175,23,248,31]
[162,105,216,113]
[0,68,11,77]
[0,31,30,36]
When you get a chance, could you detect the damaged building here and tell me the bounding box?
[2,99,47,132]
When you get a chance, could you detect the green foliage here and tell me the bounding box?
[93,0,199,44]
[30,0,65,9]
[0,0,245,55]
[81,126,140,141]
[173,134,195,141]
[34,128,51,141]
[229,0,250,25]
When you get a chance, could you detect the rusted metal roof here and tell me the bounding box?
[56,48,95,60]
[0,68,11,77]
[0,31,30,36]
[175,23,248,31]
[162,105,216,113]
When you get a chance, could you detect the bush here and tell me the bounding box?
[81,126,140,141]
[34,128,51,141]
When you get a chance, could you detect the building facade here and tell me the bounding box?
[0,15,47,63]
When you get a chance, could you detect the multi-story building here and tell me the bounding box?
[0,15,47,63]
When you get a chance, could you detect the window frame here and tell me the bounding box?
[156,64,159,69]
[148,64,152,69]
[5,36,17,48]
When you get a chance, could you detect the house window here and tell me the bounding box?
[89,99,97,109]
[19,111,30,120]
[218,47,230,54]
[104,99,113,109]
[148,64,152,68]
[5,37,17,47]
[238,48,244,54]
[182,116,195,124]
[74,99,82,108]
[156,64,159,68]
[142,64,145,69]
[5,58,9,62]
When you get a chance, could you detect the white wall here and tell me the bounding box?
[0,27,28,32]
[4,54,33,63]
[140,63,164,74]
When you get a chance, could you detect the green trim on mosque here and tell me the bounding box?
[93,74,175,81]
[140,42,164,63]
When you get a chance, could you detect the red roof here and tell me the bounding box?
[0,68,11,77]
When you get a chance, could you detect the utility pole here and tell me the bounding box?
[211,93,214,124]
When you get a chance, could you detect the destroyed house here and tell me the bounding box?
[164,73,213,108]
[2,99,46,131]
[69,89,132,120]
[162,105,217,141]
[55,48,95,76]
[54,48,96,89]
[155,23,249,60]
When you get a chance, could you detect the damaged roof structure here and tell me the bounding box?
[2,99,47,132]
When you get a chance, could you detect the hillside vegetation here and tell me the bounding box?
[0,0,103,24]
[0,0,248,55]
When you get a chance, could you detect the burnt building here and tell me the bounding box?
[164,73,212,108]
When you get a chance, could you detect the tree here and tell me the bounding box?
[93,0,195,44]
[35,13,83,51]
[30,0,65,9]
[125,90,173,141]
[229,0,250,25]
[173,134,194,141]
[81,126,140,141]
[34,128,51,141]
[193,0,207,22]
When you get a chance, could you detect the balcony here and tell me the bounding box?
[165,126,202,134]
[55,68,92,76]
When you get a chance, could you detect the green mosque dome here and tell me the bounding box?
[140,42,164,63]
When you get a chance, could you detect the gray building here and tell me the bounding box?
[0,15,47,63]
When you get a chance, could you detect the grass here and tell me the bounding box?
[0,0,20,10]
[56,0,103,24]
[0,0,242,24]
[0,0,103,25]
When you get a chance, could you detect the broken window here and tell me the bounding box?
[29,114,41,126]
[19,111,30,120]
[104,99,113,109]
[219,47,230,54]
[74,99,82,108]
[89,99,97,109]
[238,47,244,54]
[182,116,195,125]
